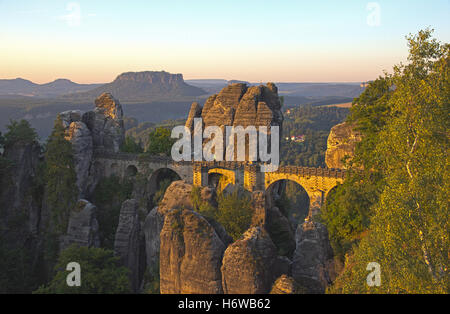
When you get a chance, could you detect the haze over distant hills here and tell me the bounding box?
[0,70,366,139]
[64,71,207,102]
[0,78,102,98]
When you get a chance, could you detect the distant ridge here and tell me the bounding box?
[0,78,101,97]
[65,71,207,102]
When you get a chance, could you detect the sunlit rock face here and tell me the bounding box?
[143,181,219,278]
[325,122,362,169]
[159,209,227,294]
[185,82,283,161]
[58,93,126,197]
[82,93,125,153]
[221,226,278,294]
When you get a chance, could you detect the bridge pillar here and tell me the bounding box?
[193,163,203,186]
[244,164,258,192]
[308,190,324,219]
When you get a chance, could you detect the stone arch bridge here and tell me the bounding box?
[93,150,347,215]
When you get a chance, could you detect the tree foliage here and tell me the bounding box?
[3,119,38,149]
[44,116,78,234]
[146,127,175,156]
[34,245,131,294]
[327,29,449,293]
[192,187,253,241]
[120,136,143,153]
[92,176,133,249]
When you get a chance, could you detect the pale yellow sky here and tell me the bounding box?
[1,1,448,84]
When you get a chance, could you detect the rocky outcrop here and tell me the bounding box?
[158,181,216,215]
[249,191,295,258]
[221,227,278,294]
[65,121,93,196]
[186,83,283,161]
[292,221,335,294]
[143,181,218,276]
[250,190,267,227]
[82,93,125,153]
[266,206,296,258]
[185,102,203,131]
[325,122,362,169]
[58,93,126,197]
[159,209,227,294]
[0,141,41,232]
[114,199,144,293]
[270,275,306,294]
[80,71,206,102]
[143,207,164,271]
[60,199,100,249]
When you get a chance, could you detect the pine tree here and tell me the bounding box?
[44,115,78,235]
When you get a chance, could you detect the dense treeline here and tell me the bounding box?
[322,29,449,293]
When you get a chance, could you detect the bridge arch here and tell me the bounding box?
[264,171,340,218]
[147,167,182,205]
[207,168,236,192]
[266,179,310,224]
[125,165,138,177]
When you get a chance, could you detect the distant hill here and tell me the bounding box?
[0,78,102,97]
[65,71,207,102]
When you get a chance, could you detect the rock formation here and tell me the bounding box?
[157,180,216,215]
[270,275,306,294]
[79,71,206,102]
[0,140,41,231]
[65,119,93,196]
[250,190,296,258]
[221,227,278,294]
[143,207,164,271]
[159,209,227,294]
[59,93,126,197]
[143,181,218,274]
[0,140,42,271]
[82,93,125,153]
[325,122,362,169]
[185,82,283,161]
[60,199,100,249]
[185,102,203,131]
[292,221,335,293]
[114,199,144,293]
[265,206,296,258]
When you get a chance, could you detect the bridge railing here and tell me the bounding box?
[93,149,347,178]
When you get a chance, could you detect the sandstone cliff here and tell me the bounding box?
[292,221,335,293]
[114,199,145,293]
[59,93,125,197]
[159,209,227,294]
[61,199,100,250]
[74,71,206,102]
[325,122,362,169]
[270,275,307,294]
[143,181,218,275]
[221,226,280,294]
[185,82,283,161]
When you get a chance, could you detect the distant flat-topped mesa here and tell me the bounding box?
[72,71,207,102]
